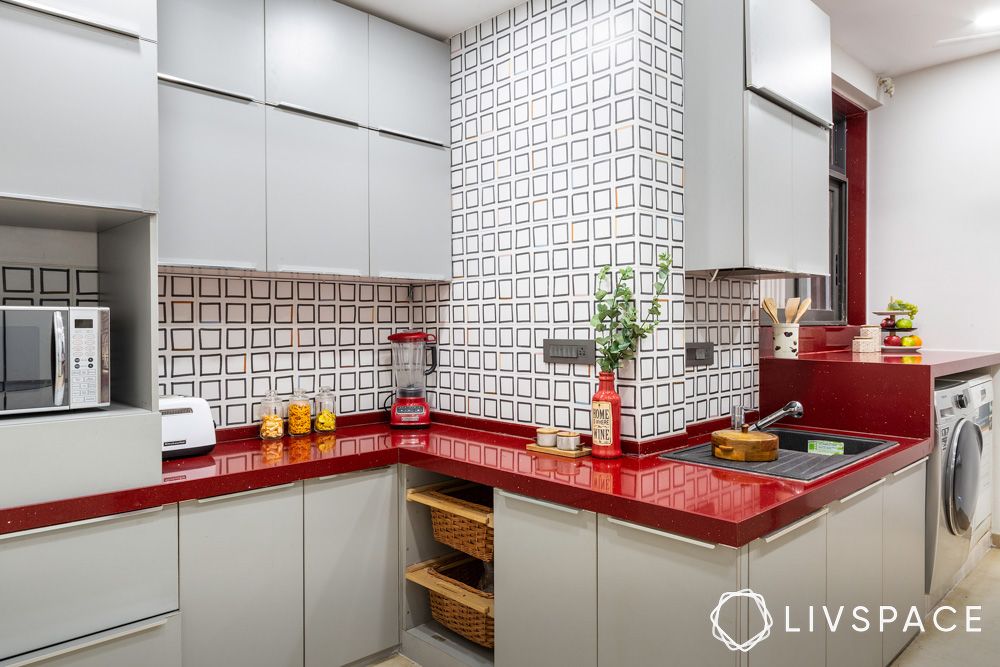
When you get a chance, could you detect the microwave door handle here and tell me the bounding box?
[53,311,66,406]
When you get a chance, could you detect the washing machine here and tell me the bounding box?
[927,376,985,606]
[953,373,994,543]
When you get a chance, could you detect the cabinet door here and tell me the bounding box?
[597,516,740,667]
[792,115,831,276]
[179,484,304,667]
[883,460,927,664]
[265,0,368,124]
[12,613,181,667]
[370,132,451,281]
[305,467,399,667]
[21,0,157,40]
[494,490,597,667]
[369,16,449,145]
[0,3,157,211]
[745,92,794,272]
[158,82,266,269]
[745,0,832,126]
[828,480,884,667]
[748,509,827,667]
[157,0,264,99]
[0,505,178,661]
[266,107,369,275]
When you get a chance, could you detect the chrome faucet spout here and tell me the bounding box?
[748,401,804,431]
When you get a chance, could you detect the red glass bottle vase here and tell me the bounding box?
[591,371,622,458]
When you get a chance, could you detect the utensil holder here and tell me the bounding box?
[772,323,800,359]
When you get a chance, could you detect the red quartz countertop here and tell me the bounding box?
[792,349,1000,377]
[0,420,929,547]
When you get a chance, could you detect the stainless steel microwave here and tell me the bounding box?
[0,306,110,415]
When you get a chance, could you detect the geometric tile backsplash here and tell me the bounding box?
[0,264,100,306]
[158,270,417,427]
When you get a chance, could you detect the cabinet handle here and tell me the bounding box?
[378,271,448,282]
[376,127,447,149]
[749,85,833,129]
[839,478,885,504]
[1,0,141,38]
[605,516,717,550]
[0,505,164,542]
[893,457,929,477]
[197,482,296,504]
[762,508,828,544]
[318,466,392,482]
[157,73,256,103]
[497,489,580,515]
[6,613,176,667]
[274,103,360,127]
[272,264,363,277]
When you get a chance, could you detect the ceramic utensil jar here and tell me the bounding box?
[772,323,800,359]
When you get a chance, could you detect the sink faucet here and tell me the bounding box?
[747,401,804,431]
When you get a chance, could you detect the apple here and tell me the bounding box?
[884,335,902,346]
[896,318,913,329]
[881,317,894,329]
[901,336,917,347]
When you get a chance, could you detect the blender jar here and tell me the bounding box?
[389,332,438,401]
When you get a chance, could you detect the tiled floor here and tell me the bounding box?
[894,548,1000,666]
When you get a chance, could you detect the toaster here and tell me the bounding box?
[160,396,217,460]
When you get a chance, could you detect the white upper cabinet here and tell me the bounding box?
[746,0,833,127]
[157,0,264,99]
[158,82,267,269]
[265,0,368,124]
[369,16,449,145]
[266,107,370,275]
[0,2,157,211]
[370,132,451,281]
[18,0,157,40]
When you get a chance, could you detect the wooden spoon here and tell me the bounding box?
[784,297,800,324]
[761,297,780,323]
[793,297,812,324]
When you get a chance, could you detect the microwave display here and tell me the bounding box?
[74,319,93,328]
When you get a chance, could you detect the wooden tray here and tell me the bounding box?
[525,442,591,458]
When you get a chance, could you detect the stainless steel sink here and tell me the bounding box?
[660,429,897,482]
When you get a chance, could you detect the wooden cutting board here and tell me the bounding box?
[711,426,779,462]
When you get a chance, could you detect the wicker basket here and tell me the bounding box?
[407,482,494,562]
[406,555,495,649]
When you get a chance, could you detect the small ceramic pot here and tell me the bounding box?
[536,427,559,448]
[557,431,582,451]
[772,323,800,359]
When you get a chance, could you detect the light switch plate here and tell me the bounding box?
[543,339,596,365]
[685,341,716,367]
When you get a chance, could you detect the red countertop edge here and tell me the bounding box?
[0,418,930,548]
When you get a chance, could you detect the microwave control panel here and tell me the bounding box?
[69,309,102,407]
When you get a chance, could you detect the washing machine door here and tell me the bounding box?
[944,418,983,536]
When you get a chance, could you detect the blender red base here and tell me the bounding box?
[390,396,432,428]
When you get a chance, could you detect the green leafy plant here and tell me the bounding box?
[589,253,673,373]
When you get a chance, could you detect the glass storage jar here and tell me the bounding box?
[287,388,312,436]
[259,391,285,440]
[314,387,337,433]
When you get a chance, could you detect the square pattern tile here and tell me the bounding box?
[0,265,100,306]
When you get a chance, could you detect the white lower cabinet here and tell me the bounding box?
[597,516,741,667]
[6,613,181,667]
[494,490,597,667]
[882,459,927,665]
[179,483,304,667]
[0,505,179,661]
[304,467,399,666]
[748,509,828,667]
[827,480,884,667]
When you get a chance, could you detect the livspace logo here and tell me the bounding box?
[710,589,983,652]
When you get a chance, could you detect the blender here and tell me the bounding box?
[387,331,437,427]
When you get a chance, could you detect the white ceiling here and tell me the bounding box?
[814,0,1000,76]
[340,0,517,40]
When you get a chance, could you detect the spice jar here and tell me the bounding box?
[287,388,312,436]
[259,391,285,440]
[314,386,337,433]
